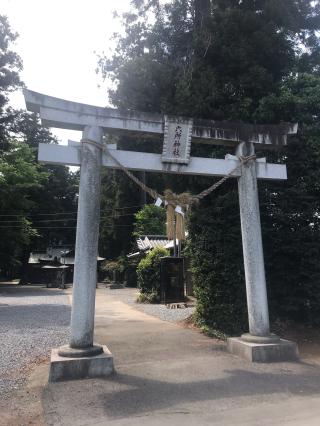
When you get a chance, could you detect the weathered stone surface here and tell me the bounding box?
[227,337,299,363]
[49,345,114,382]
[24,89,297,147]
[237,142,270,337]
[241,333,280,344]
[58,344,103,358]
[37,143,288,180]
[70,126,103,349]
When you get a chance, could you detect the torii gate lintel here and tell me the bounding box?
[24,89,297,147]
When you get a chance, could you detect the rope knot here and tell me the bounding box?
[80,138,104,150]
[239,154,257,164]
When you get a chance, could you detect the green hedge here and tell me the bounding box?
[188,171,320,336]
[137,247,169,303]
[187,189,248,337]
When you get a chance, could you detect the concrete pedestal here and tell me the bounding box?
[49,345,114,382]
[227,337,299,363]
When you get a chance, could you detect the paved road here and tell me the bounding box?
[0,285,70,398]
[2,287,320,425]
[40,289,320,425]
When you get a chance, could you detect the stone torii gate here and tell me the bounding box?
[24,89,299,381]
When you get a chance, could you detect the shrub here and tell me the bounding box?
[100,256,139,286]
[119,255,139,287]
[100,260,121,282]
[136,246,169,303]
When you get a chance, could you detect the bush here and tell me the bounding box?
[100,260,121,282]
[119,255,139,287]
[136,247,169,303]
[100,256,139,286]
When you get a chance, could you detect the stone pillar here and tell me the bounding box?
[60,125,104,356]
[227,142,298,362]
[49,126,114,380]
[236,142,274,341]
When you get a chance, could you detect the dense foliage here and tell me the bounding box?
[133,204,166,237]
[0,16,78,278]
[98,0,320,333]
[137,246,169,302]
[99,168,142,259]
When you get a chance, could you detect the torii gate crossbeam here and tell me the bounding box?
[25,89,297,147]
[38,142,287,180]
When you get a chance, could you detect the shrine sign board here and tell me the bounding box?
[162,116,193,164]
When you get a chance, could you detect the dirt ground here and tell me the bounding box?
[0,362,47,426]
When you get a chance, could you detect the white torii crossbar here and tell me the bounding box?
[38,142,287,180]
[24,90,298,380]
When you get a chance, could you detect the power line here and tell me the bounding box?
[0,226,79,229]
[0,204,145,217]
[0,224,133,229]
[0,213,138,223]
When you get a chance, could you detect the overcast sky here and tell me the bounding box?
[2,0,132,142]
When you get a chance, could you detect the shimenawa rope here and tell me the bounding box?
[81,138,256,240]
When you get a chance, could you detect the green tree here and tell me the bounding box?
[15,112,79,251]
[99,0,320,119]
[0,15,22,151]
[0,142,47,276]
[99,168,142,259]
[133,204,166,237]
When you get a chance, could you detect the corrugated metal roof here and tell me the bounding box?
[62,256,105,265]
[127,251,140,259]
[136,235,170,251]
[29,251,105,265]
[28,253,46,264]
[164,239,179,249]
[41,265,69,269]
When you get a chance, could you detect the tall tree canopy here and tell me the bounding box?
[99,0,320,119]
[98,0,320,333]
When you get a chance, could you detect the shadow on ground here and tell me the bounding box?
[42,363,320,422]
[0,284,68,297]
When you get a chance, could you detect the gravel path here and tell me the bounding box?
[105,287,195,323]
[0,285,70,399]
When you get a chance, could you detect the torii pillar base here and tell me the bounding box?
[48,345,114,382]
[227,336,299,363]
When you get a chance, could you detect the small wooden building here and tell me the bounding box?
[26,246,104,287]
